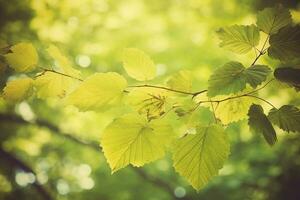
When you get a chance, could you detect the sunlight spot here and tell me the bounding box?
[156,64,167,76]
[77,164,92,177]
[15,171,36,187]
[56,179,70,195]
[76,55,91,68]
[16,101,35,121]
[78,177,94,190]
[174,186,186,198]
[37,172,48,184]
[156,160,169,171]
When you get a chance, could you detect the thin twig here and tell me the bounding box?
[38,68,84,82]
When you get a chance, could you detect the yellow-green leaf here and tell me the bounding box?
[216,25,260,54]
[3,78,34,102]
[167,70,193,93]
[35,72,75,99]
[122,48,156,81]
[47,45,80,77]
[101,113,173,173]
[5,42,38,72]
[172,124,230,190]
[215,96,253,124]
[66,72,127,111]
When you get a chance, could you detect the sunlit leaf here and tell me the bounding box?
[215,95,253,124]
[216,25,260,54]
[66,72,127,111]
[248,104,277,146]
[125,87,170,120]
[47,45,80,77]
[167,70,192,92]
[268,25,300,61]
[101,113,173,173]
[5,42,38,72]
[172,124,230,190]
[256,6,292,34]
[268,105,300,133]
[3,78,34,102]
[274,67,300,90]
[122,48,156,81]
[35,72,75,99]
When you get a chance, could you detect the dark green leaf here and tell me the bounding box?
[256,6,292,35]
[268,25,300,61]
[248,104,277,146]
[216,25,260,54]
[274,67,300,90]
[268,105,300,133]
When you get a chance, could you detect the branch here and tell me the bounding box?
[0,113,190,200]
[0,147,53,200]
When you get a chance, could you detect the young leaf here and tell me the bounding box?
[216,25,260,54]
[5,42,38,72]
[208,62,246,97]
[256,6,292,34]
[35,72,75,99]
[125,87,169,120]
[66,72,127,111]
[248,104,277,146]
[167,70,193,92]
[3,78,34,102]
[215,96,253,124]
[172,124,230,190]
[274,67,300,90]
[244,65,271,88]
[122,48,156,81]
[268,105,300,133]
[268,25,300,61]
[101,113,173,173]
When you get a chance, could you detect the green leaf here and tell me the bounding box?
[268,25,300,61]
[244,65,272,88]
[215,96,253,124]
[3,78,34,102]
[216,25,260,54]
[256,6,292,34]
[208,62,270,97]
[208,62,246,97]
[248,104,277,146]
[274,67,300,90]
[172,124,230,190]
[66,72,127,111]
[268,105,300,133]
[101,113,173,173]
[5,42,38,72]
[122,48,156,81]
[167,70,192,92]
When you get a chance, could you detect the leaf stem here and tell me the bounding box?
[37,67,84,82]
[128,84,207,97]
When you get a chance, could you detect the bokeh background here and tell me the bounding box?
[1,0,300,199]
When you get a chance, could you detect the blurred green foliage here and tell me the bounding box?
[0,0,300,199]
